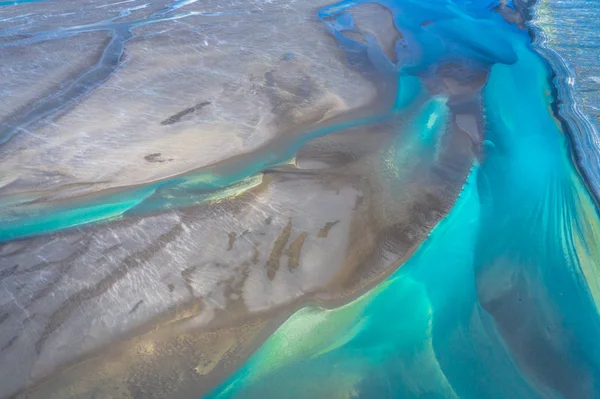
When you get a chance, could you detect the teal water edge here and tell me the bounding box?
[204,1,600,398]
[0,0,45,6]
[0,112,384,242]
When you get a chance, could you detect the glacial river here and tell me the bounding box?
[1,0,599,398]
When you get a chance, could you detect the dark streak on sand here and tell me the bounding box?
[0,265,19,282]
[1,240,91,284]
[160,101,211,125]
[129,300,144,314]
[1,336,17,353]
[267,219,292,280]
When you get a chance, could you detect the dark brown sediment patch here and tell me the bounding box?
[227,232,237,251]
[318,221,340,238]
[250,245,260,265]
[144,153,173,163]
[286,232,307,271]
[145,153,163,162]
[266,219,292,280]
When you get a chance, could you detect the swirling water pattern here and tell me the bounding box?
[205,0,600,398]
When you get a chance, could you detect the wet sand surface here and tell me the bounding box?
[0,0,486,398]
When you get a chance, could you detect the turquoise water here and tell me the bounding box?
[204,0,600,398]
[0,0,45,6]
